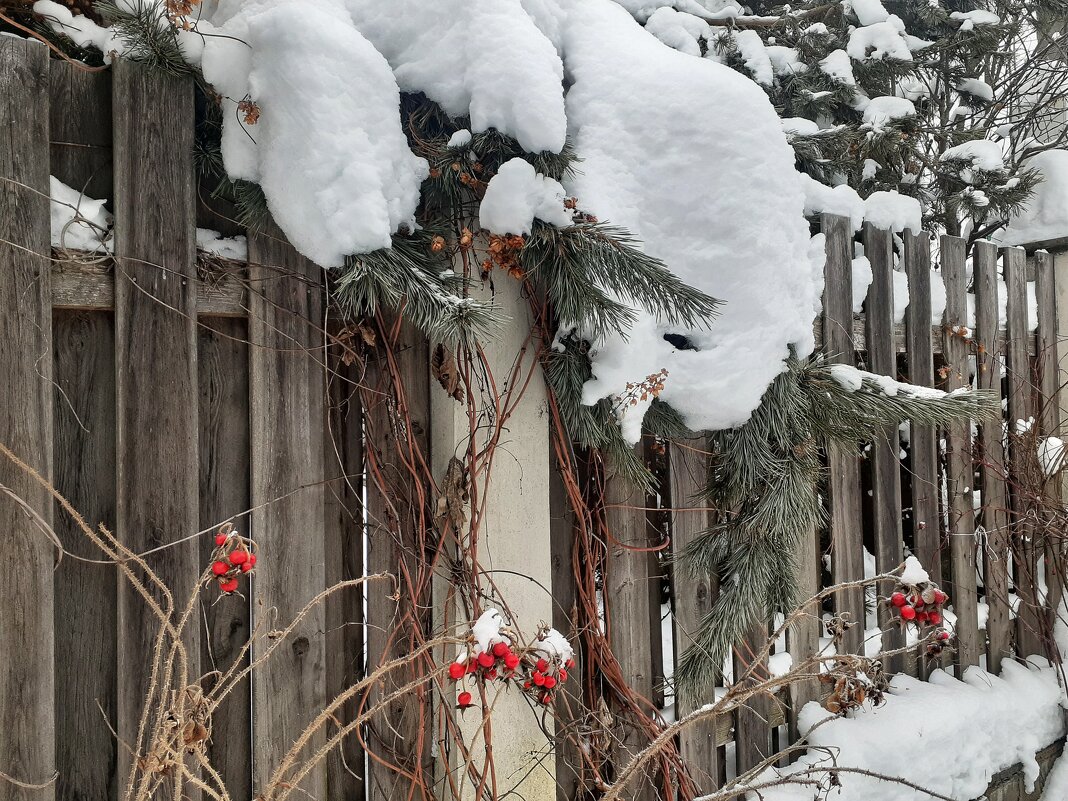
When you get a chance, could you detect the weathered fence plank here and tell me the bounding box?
[732,626,773,776]
[198,318,252,801]
[248,225,327,798]
[323,352,365,801]
[48,63,111,202]
[822,214,865,656]
[112,61,201,789]
[974,241,1011,674]
[903,231,941,588]
[942,235,980,669]
[1004,247,1042,657]
[667,439,724,792]
[864,224,907,672]
[1034,251,1062,617]
[0,37,56,801]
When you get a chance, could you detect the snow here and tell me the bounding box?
[346,0,567,154]
[765,45,808,76]
[782,118,820,136]
[479,158,574,235]
[560,0,822,437]
[862,96,916,129]
[819,49,857,86]
[851,256,873,313]
[899,555,930,584]
[941,139,1006,173]
[957,77,994,102]
[850,0,890,25]
[49,176,112,253]
[863,191,922,234]
[645,7,710,56]
[847,19,913,62]
[752,660,1067,801]
[471,609,505,654]
[999,150,1068,246]
[33,0,125,61]
[800,175,866,231]
[1038,436,1066,477]
[196,228,247,260]
[535,627,575,663]
[447,129,473,149]
[950,9,1001,29]
[828,364,949,400]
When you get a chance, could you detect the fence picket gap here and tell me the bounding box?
[822,214,866,656]
[247,223,327,798]
[941,235,980,669]
[974,241,1011,674]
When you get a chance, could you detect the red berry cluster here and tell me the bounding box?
[207,524,257,595]
[447,644,575,711]
[889,583,948,627]
[521,656,574,707]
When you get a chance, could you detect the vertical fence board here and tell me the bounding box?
[667,439,723,793]
[942,236,980,669]
[604,445,661,801]
[732,626,772,775]
[1034,251,1062,617]
[822,214,865,655]
[974,242,1011,673]
[48,57,117,801]
[903,231,941,587]
[112,62,200,787]
[323,352,365,801]
[198,318,252,801]
[0,37,55,801]
[1005,247,1043,657]
[248,225,327,798]
[864,224,907,672]
[364,317,430,801]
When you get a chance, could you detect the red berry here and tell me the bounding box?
[536,658,549,672]
[523,681,532,689]
[565,658,575,669]
[457,691,473,709]
[934,590,947,605]
[928,612,942,625]
[449,663,466,680]
[900,605,917,621]
[532,672,545,686]
[215,533,227,546]
[219,578,238,593]
[543,676,557,689]
[211,560,229,576]
[485,669,498,681]
[540,693,552,705]
[492,642,509,658]
[229,550,248,566]
[916,611,929,623]
[938,631,950,641]
[467,659,478,674]
[504,653,520,670]
[559,669,568,682]
[477,652,495,668]
[890,592,906,607]
[241,563,253,573]
[248,553,257,567]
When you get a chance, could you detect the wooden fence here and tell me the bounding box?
[2,39,1066,801]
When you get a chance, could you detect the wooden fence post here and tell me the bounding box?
[248,225,327,799]
[0,37,55,801]
[112,61,200,788]
[974,241,1011,673]
[822,214,865,656]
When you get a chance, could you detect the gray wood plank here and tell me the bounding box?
[974,241,1011,674]
[112,61,200,793]
[247,224,327,798]
[942,236,980,669]
[48,63,111,202]
[197,318,252,801]
[53,312,117,801]
[323,350,365,801]
[903,231,941,588]
[1004,247,1043,657]
[363,316,432,801]
[0,37,56,801]
[667,439,724,793]
[821,214,865,656]
[864,224,907,672]
[604,444,661,801]
[731,624,772,775]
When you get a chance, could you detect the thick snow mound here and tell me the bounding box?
[479,159,573,235]
[999,150,1068,246]
[346,0,567,154]
[754,660,1067,801]
[560,0,820,436]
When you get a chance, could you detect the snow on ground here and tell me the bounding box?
[196,228,248,260]
[49,176,112,253]
[999,150,1068,246]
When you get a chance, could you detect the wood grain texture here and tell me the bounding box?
[731,624,772,775]
[1004,247,1043,658]
[363,317,431,801]
[48,62,111,203]
[902,232,941,587]
[112,62,200,791]
[821,214,865,656]
[247,225,327,798]
[604,444,661,801]
[974,242,1011,674]
[323,352,364,801]
[198,318,252,801]
[52,312,117,801]
[942,236,980,669]
[667,439,724,793]
[864,224,907,672]
[0,37,56,801]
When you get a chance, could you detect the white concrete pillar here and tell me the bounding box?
[430,270,557,800]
